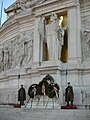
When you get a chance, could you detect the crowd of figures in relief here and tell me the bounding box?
[0,31,33,72]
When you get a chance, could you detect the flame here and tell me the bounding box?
[59,16,63,26]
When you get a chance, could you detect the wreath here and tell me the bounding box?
[28,74,60,98]
[46,83,60,98]
[28,84,37,98]
[36,80,49,95]
[42,74,54,83]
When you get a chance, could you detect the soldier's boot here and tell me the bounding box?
[71,101,73,106]
[67,101,69,106]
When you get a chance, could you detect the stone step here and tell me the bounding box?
[25,95,60,109]
[0,104,14,108]
[0,107,90,120]
[0,103,21,108]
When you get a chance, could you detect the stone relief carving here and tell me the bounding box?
[8,41,14,69]
[19,0,27,10]
[12,35,24,68]
[0,31,34,72]
[0,45,4,72]
[81,20,90,61]
[3,43,9,71]
[19,0,35,11]
[20,31,33,66]
[18,0,46,11]
[38,16,45,42]
[58,25,65,60]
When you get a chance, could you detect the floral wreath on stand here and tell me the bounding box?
[28,84,37,98]
[28,74,60,99]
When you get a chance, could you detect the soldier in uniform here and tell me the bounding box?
[18,84,26,105]
[65,82,74,106]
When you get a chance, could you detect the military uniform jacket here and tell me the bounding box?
[65,86,74,102]
[18,88,26,101]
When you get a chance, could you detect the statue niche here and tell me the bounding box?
[38,12,68,63]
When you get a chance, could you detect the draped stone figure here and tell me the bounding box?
[58,26,65,60]
[38,16,45,42]
[19,0,33,12]
[3,43,9,70]
[0,42,14,71]
[0,32,33,70]
[0,45,4,72]
[46,13,59,60]
[38,13,65,61]
[38,16,48,61]
[81,20,90,60]
[45,13,65,61]
[8,41,14,69]
[20,31,33,66]
[19,0,27,11]
[12,36,24,68]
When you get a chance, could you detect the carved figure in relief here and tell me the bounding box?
[20,31,33,65]
[8,41,14,69]
[0,45,4,72]
[12,36,24,67]
[0,31,32,70]
[58,16,65,60]
[26,38,33,65]
[82,20,90,60]
[38,15,48,61]
[3,43,9,70]
[58,26,65,60]
[38,16,45,42]
[19,0,27,10]
[0,45,3,62]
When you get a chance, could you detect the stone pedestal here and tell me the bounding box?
[61,105,77,109]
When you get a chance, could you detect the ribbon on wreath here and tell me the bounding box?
[42,83,45,95]
[33,86,36,97]
[53,84,59,99]
[32,85,37,98]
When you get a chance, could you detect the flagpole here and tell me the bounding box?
[0,1,3,27]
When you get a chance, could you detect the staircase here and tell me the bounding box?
[0,95,90,120]
[0,107,90,120]
[25,95,60,109]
